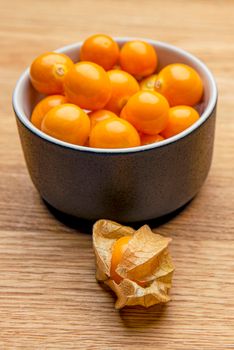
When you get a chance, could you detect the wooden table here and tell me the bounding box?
[1,0,234,348]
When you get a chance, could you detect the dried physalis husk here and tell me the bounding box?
[93,220,174,309]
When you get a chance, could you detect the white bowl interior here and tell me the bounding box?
[13,38,217,153]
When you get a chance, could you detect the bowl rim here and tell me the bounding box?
[12,37,218,154]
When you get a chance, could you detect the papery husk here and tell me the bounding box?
[93,220,174,309]
[93,220,135,281]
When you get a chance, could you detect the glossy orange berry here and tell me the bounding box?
[161,106,199,138]
[41,103,90,145]
[110,236,132,284]
[121,91,169,135]
[80,34,119,70]
[64,62,111,110]
[120,41,157,78]
[89,109,118,129]
[140,74,158,91]
[104,70,139,115]
[31,95,67,129]
[30,52,74,94]
[155,63,203,107]
[140,133,164,145]
[89,118,140,149]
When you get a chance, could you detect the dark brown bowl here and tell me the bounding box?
[12,38,217,222]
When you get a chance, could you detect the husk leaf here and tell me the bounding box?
[93,220,135,281]
[93,220,174,308]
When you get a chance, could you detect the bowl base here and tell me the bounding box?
[42,196,194,231]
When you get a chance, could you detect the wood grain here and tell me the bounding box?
[0,0,234,348]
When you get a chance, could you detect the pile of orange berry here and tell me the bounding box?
[30,34,203,149]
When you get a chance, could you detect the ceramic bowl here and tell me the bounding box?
[12,38,217,222]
